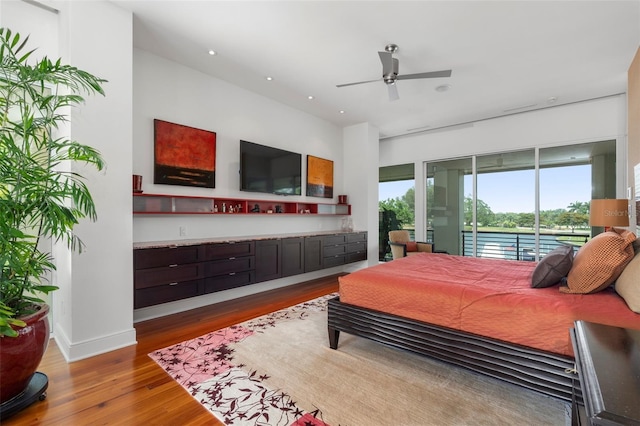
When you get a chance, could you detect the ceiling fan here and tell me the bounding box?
[336,44,452,101]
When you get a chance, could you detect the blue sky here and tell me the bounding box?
[379,164,591,214]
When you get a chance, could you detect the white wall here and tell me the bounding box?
[379,95,630,239]
[343,123,380,267]
[132,49,365,322]
[133,49,345,242]
[55,1,136,361]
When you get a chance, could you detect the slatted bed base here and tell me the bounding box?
[327,296,580,403]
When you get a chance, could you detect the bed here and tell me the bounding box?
[327,229,640,402]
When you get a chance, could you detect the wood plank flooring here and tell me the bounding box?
[4,275,340,425]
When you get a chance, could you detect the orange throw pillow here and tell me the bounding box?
[405,242,418,252]
[561,228,636,294]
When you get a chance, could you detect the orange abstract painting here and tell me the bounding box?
[306,155,333,198]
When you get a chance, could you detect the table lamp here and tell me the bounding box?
[589,199,629,231]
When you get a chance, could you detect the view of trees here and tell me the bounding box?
[379,185,590,232]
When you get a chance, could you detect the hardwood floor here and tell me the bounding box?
[4,275,340,425]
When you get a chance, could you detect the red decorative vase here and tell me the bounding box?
[0,304,50,404]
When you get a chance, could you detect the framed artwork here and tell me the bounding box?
[306,155,333,198]
[154,119,216,188]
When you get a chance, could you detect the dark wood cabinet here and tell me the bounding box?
[346,232,367,263]
[323,234,347,268]
[134,240,255,308]
[571,321,640,425]
[255,239,282,283]
[134,245,205,308]
[282,237,304,277]
[304,236,323,272]
[201,241,256,293]
[134,231,367,309]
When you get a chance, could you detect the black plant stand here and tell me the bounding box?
[0,372,48,421]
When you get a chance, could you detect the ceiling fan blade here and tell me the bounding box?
[396,69,452,80]
[378,51,394,75]
[388,84,399,101]
[336,78,380,88]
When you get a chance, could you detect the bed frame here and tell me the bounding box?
[327,296,580,403]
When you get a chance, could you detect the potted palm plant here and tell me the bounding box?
[0,28,106,408]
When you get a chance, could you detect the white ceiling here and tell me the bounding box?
[112,1,640,139]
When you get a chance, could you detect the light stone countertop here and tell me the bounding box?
[133,230,366,249]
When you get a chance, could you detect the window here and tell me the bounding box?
[379,164,415,261]
[424,140,616,260]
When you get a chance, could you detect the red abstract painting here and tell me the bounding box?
[154,119,216,188]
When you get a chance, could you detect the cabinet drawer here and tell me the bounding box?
[347,241,366,253]
[324,234,347,246]
[134,263,203,289]
[204,256,255,276]
[134,279,201,309]
[324,254,346,268]
[134,245,202,269]
[203,271,255,294]
[324,244,347,257]
[347,232,367,243]
[203,241,255,260]
[347,251,367,263]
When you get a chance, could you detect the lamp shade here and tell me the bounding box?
[589,199,629,227]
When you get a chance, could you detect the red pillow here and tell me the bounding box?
[405,241,418,252]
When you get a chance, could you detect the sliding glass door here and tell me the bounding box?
[426,157,472,255]
[424,139,616,260]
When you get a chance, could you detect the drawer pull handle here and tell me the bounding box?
[229,272,236,276]
[169,264,178,267]
[169,282,178,286]
[229,257,236,260]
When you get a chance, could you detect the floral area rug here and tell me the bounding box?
[149,295,335,426]
[150,293,570,426]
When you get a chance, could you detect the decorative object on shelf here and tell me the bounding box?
[338,195,348,204]
[132,193,349,216]
[306,155,333,198]
[132,174,143,193]
[341,217,354,232]
[589,198,629,231]
[154,119,216,188]
[0,28,106,415]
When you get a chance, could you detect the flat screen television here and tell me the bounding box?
[240,140,302,195]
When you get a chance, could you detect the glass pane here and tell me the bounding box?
[426,157,472,255]
[379,164,415,261]
[475,150,535,260]
[540,140,615,252]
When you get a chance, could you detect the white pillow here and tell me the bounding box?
[615,253,640,313]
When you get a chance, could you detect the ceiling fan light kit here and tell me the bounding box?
[337,43,452,100]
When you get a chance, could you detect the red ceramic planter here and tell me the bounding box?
[0,304,50,404]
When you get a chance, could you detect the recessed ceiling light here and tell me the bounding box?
[435,84,451,92]
[308,95,314,100]
[208,50,217,56]
[339,110,345,114]
[266,76,273,81]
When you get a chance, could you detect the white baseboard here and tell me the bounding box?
[54,326,137,362]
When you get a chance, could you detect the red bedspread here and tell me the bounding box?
[339,253,640,356]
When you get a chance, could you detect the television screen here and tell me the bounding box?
[240,140,302,195]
